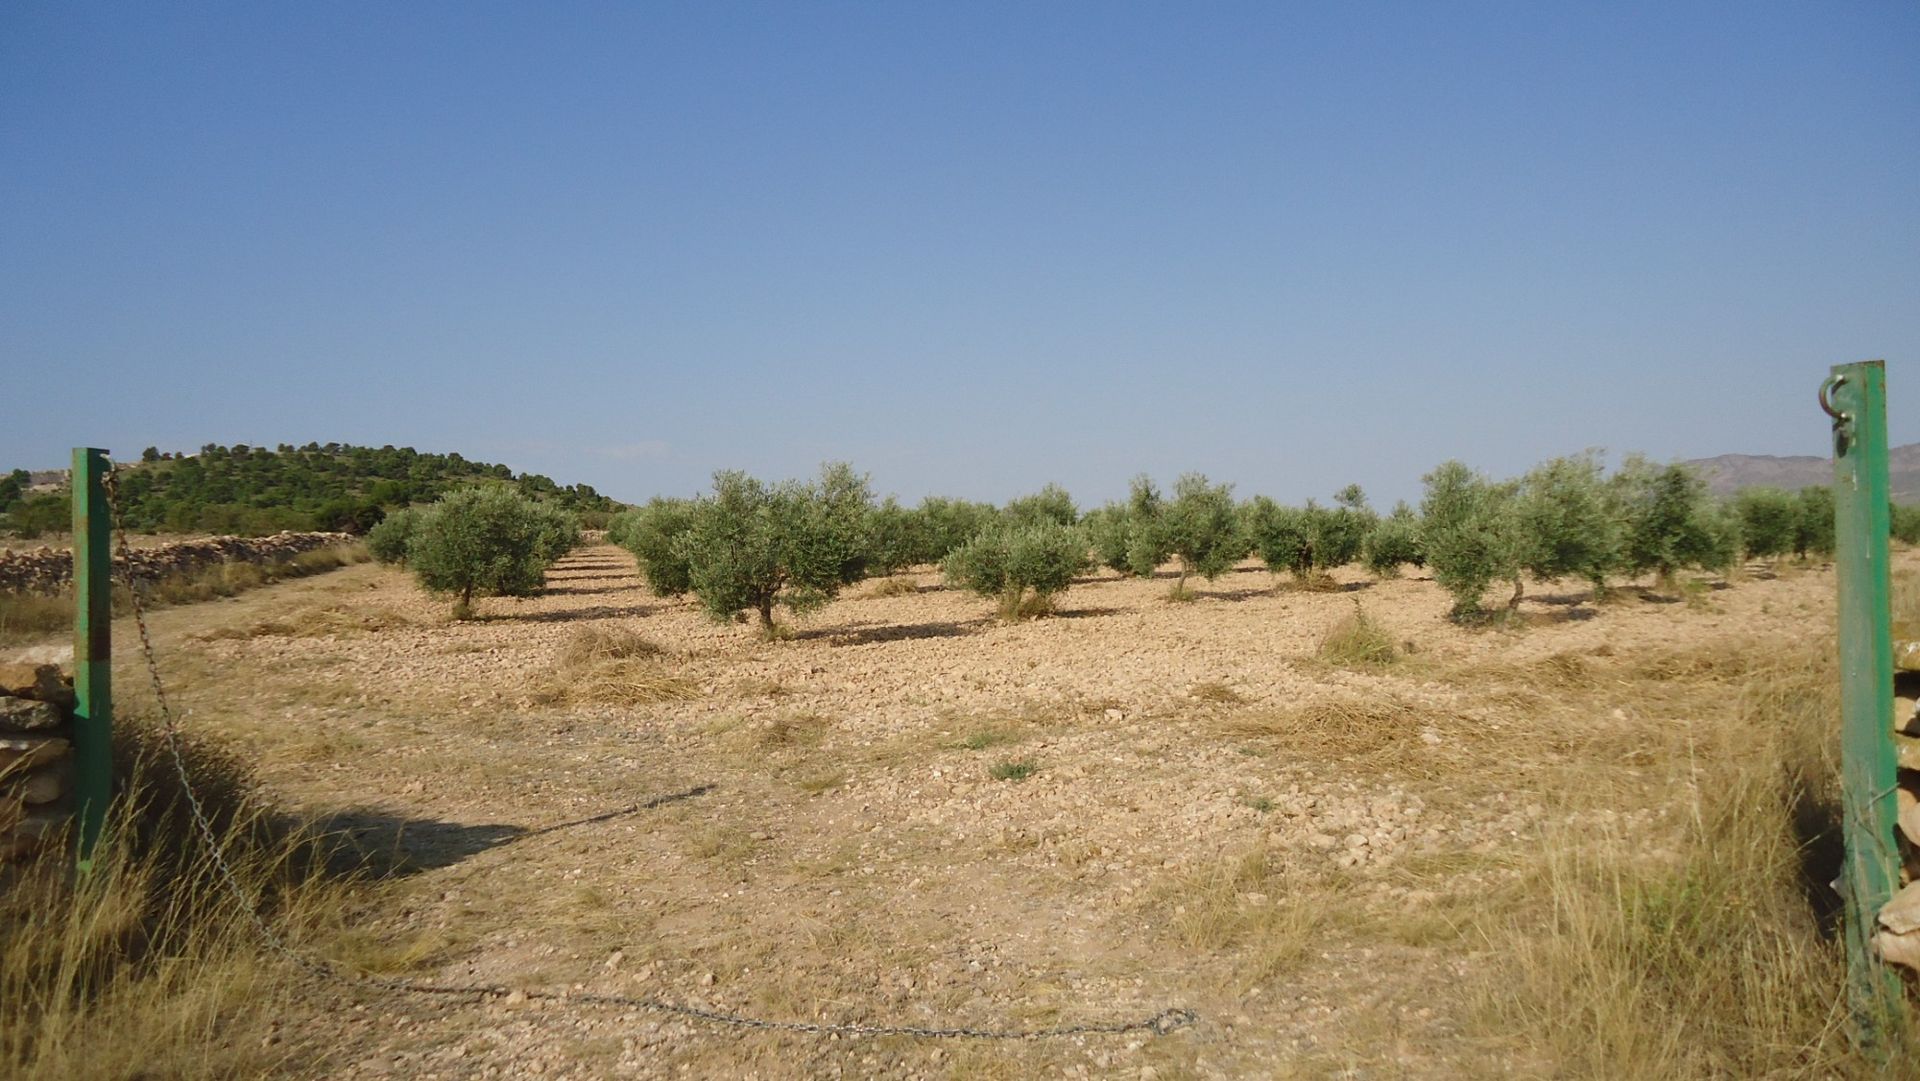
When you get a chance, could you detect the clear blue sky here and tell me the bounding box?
[3,3,1916,508]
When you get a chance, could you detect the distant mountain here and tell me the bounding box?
[1684,444,1920,504]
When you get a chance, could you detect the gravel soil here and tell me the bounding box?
[41,543,1880,1079]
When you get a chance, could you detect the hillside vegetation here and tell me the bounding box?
[0,443,617,538]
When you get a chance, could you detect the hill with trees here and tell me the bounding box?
[0,443,618,538]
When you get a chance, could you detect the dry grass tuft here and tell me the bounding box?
[862,575,919,598]
[1471,641,1884,1077]
[1154,846,1331,990]
[1214,696,1424,759]
[193,603,413,641]
[0,592,72,645]
[1317,605,1398,668]
[1189,681,1248,705]
[1,721,355,1081]
[539,625,694,706]
[758,711,832,748]
[558,624,666,666]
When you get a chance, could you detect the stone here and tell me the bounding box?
[1880,881,1920,936]
[0,697,65,733]
[1879,928,1920,973]
[0,662,73,706]
[1901,787,1920,848]
[0,737,68,773]
[8,767,65,805]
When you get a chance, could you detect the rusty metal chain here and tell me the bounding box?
[95,463,1198,1042]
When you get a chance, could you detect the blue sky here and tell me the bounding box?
[2,3,1916,508]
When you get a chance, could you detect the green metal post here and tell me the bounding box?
[1827,361,1904,1048]
[71,447,112,870]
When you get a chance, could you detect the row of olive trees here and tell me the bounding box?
[607,466,1093,633]
[1416,454,1838,619]
[606,458,1871,633]
[366,486,581,616]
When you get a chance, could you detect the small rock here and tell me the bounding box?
[1104,708,1125,722]
[0,663,73,707]
[1881,881,1920,936]
[0,698,64,733]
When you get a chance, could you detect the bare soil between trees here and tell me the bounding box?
[20,544,1890,1078]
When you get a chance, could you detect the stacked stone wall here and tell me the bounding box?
[0,532,356,596]
[0,663,74,861]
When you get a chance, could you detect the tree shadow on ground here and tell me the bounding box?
[1198,586,1277,602]
[540,583,632,596]
[797,619,989,646]
[315,783,715,880]
[1054,606,1124,619]
[476,602,659,624]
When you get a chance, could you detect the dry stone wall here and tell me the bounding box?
[0,531,356,595]
[0,663,74,862]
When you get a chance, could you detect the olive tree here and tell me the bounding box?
[1159,473,1242,593]
[866,497,925,577]
[1419,461,1519,619]
[1511,452,1621,602]
[676,463,874,635]
[1792,486,1835,560]
[1362,501,1424,578]
[915,497,999,563]
[1307,486,1374,572]
[1083,503,1134,575]
[1612,456,1740,586]
[1003,483,1078,529]
[1734,487,1799,561]
[610,497,697,596]
[943,520,1090,620]
[407,486,565,617]
[366,506,421,565]
[1243,496,1312,581]
[1113,476,1166,577]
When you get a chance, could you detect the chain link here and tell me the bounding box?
[95,464,1197,1043]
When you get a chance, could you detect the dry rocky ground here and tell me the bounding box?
[14,544,1890,1078]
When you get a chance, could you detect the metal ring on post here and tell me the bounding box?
[1821,373,1850,422]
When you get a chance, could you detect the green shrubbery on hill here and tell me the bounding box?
[0,443,617,538]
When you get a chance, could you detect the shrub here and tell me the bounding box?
[1003,483,1078,529]
[610,498,698,597]
[1734,488,1799,561]
[365,506,420,565]
[1160,473,1243,590]
[1419,460,1519,619]
[942,520,1090,620]
[675,463,874,635]
[1792,486,1835,560]
[405,486,561,616]
[1122,475,1171,577]
[1612,456,1741,585]
[1362,501,1424,578]
[1512,452,1622,602]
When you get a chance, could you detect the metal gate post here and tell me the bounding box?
[1825,361,1904,1048]
[71,447,112,870]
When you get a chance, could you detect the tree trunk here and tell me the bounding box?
[1507,575,1525,612]
[757,600,775,634]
